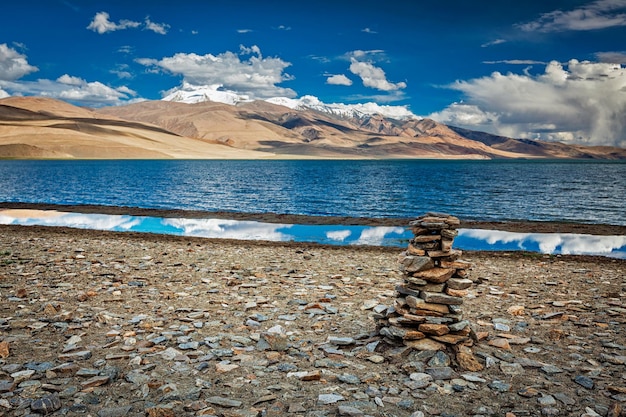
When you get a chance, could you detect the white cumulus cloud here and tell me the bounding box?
[517,0,626,32]
[0,74,138,107]
[349,58,406,92]
[55,74,138,105]
[138,45,296,100]
[483,59,545,65]
[596,51,626,64]
[0,42,139,106]
[87,12,169,35]
[144,17,170,34]
[430,59,626,147]
[0,43,38,81]
[481,39,506,48]
[87,11,141,34]
[326,74,352,86]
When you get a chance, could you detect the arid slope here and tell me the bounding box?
[2,96,625,159]
[0,97,273,159]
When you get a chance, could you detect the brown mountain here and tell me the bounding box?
[0,97,271,159]
[447,125,626,159]
[1,96,625,159]
[96,100,527,159]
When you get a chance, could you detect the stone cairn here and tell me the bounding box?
[375,213,482,370]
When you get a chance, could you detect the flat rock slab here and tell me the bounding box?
[205,396,243,408]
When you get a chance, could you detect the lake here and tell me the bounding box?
[0,159,624,225]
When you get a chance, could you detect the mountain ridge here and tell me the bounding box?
[1,96,625,160]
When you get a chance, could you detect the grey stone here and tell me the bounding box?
[211,348,233,357]
[30,394,61,415]
[446,278,472,290]
[178,342,199,350]
[574,375,594,389]
[448,320,470,332]
[408,372,433,388]
[338,405,365,416]
[10,370,35,383]
[538,395,556,406]
[540,407,561,416]
[337,373,361,384]
[58,350,92,361]
[426,366,454,380]
[420,291,463,305]
[488,380,511,392]
[494,322,510,331]
[76,368,100,377]
[25,362,54,372]
[400,256,434,273]
[541,364,563,374]
[461,373,486,383]
[149,336,167,345]
[427,351,451,367]
[317,393,344,405]
[553,392,576,405]
[500,362,524,375]
[205,396,242,408]
[0,380,15,393]
[328,336,355,345]
[97,406,132,417]
[277,363,298,372]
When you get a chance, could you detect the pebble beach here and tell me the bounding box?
[1,224,625,417]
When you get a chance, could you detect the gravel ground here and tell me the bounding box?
[0,224,625,417]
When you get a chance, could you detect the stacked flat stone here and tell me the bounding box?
[377,213,474,351]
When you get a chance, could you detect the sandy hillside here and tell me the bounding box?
[0,97,274,159]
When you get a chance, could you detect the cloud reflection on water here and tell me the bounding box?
[162,218,292,241]
[356,227,406,246]
[458,229,626,258]
[1,210,624,258]
[0,212,141,231]
[326,230,352,242]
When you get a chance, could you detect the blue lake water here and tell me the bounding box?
[0,159,625,225]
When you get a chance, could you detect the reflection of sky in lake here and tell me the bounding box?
[0,210,624,258]
[456,229,626,258]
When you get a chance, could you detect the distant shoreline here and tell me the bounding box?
[2,201,624,236]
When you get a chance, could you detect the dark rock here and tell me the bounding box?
[427,351,451,367]
[337,373,361,384]
[30,394,61,415]
[25,362,55,372]
[488,380,511,392]
[574,375,594,389]
[426,366,454,380]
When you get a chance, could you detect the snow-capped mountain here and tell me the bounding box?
[266,95,419,121]
[162,84,419,121]
[162,83,251,106]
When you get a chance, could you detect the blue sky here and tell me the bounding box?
[1,0,625,147]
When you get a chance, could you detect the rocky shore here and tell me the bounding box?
[1,224,625,417]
